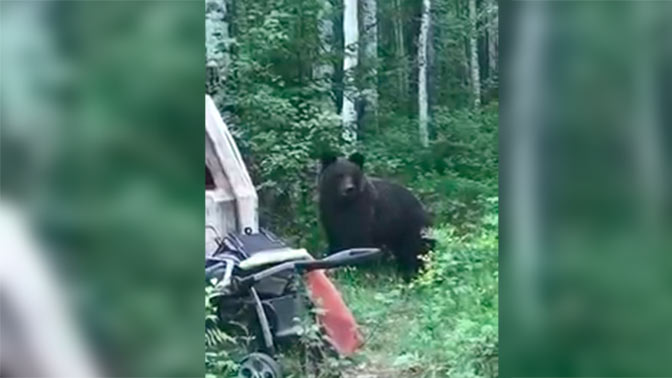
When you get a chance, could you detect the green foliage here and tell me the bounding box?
[206,0,499,375]
[208,0,498,250]
[411,201,498,377]
[418,103,498,230]
[205,280,239,377]
[280,306,355,377]
[336,205,498,377]
[362,103,498,231]
[213,0,343,251]
[409,202,498,377]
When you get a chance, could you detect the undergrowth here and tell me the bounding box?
[205,280,239,377]
[334,201,498,377]
[205,201,498,377]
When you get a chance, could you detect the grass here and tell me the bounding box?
[334,270,427,377]
[287,218,499,377]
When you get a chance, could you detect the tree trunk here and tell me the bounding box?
[394,0,408,100]
[342,0,359,142]
[632,6,663,231]
[469,0,481,107]
[418,0,430,147]
[487,0,498,81]
[316,0,335,110]
[361,0,378,129]
[508,0,547,332]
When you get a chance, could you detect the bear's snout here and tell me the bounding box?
[339,176,357,198]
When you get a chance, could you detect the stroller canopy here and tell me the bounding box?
[205,95,258,254]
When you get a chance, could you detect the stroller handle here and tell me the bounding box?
[296,248,382,272]
[236,248,382,289]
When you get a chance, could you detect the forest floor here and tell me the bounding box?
[276,268,438,377]
[278,268,426,377]
[335,270,426,378]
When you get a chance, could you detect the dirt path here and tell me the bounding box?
[334,274,428,378]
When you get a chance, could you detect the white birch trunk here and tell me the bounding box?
[418,0,431,147]
[469,0,481,107]
[362,0,378,126]
[342,0,359,142]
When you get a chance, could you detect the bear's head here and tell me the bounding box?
[319,152,366,202]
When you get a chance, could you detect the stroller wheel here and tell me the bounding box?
[237,352,282,378]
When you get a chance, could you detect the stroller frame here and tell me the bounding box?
[206,228,380,377]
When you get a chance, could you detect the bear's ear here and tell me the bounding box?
[348,152,365,169]
[320,152,338,170]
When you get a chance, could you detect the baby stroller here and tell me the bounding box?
[206,227,380,378]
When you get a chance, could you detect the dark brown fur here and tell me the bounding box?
[318,153,432,279]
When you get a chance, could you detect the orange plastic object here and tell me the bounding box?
[305,270,363,356]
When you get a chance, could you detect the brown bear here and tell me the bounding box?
[318,152,433,279]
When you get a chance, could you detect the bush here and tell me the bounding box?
[360,103,498,231]
[205,280,239,377]
[409,200,498,377]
